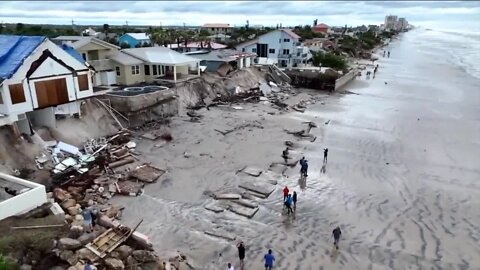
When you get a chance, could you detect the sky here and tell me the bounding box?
[0,1,479,31]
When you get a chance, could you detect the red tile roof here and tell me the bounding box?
[314,23,330,29]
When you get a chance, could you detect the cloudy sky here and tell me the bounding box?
[0,1,479,31]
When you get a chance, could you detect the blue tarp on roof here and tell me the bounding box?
[61,44,86,65]
[0,35,46,79]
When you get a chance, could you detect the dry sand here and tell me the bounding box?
[112,29,480,270]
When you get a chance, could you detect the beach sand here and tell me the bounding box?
[112,29,480,269]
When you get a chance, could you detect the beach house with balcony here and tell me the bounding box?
[235,29,312,68]
[201,23,233,35]
[52,36,120,86]
[0,35,94,133]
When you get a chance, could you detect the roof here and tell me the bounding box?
[107,51,143,66]
[314,23,330,29]
[281,29,301,40]
[123,47,199,65]
[123,33,150,41]
[0,35,46,79]
[53,36,119,50]
[61,44,86,64]
[235,38,259,48]
[189,49,256,62]
[167,41,227,50]
[202,23,231,28]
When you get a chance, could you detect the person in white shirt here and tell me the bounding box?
[227,262,234,270]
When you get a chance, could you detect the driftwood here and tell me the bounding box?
[215,123,264,136]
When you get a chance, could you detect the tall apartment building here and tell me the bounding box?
[397,18,408,31]
[384,15,398,31]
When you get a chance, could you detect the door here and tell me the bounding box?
[34,78,70,108]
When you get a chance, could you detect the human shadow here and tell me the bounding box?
[321,164,327,174]
[298,176,306,190]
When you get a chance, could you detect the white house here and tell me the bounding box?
[53,36,120,86]
[235,29,312,68]
[0,35,94,132]
[201,23,233,35]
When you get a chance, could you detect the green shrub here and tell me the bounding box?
[312,52,347,70]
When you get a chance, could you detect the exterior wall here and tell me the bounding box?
[175,65,189,75]
[123,64,146,85]
[28,74,76,108]
[74,71,94,99]
[203,27,232,35]
[0,172,48,221]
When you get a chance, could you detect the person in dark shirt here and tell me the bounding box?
[292,191,297,211]
[332,226,342,249]
[237,241,245,270]
[323,148,329,164]
[282,148,289,163]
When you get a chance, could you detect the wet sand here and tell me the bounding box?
[113,29,480,269]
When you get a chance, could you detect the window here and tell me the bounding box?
[78,74,89,91]
[211,28,215,31]
[279,39,282,43]
[252,48,257,53]
[242,48,245,52]
[0,92,3,104]
[269,48,275,54]
[144,65,150,75]
[283,49,290,55]
[115,66,120,76]
[9,83,26,104]
[131,65,140,75]
[153,65,158,75]
[284,38,290,42]
[297,52,301,56]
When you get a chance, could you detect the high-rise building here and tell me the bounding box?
[397,18,408,31]
[384,15,398,31]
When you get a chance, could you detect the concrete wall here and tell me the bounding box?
[0,172,48,221]
[105,88,176,113]
[335,68,358,91]
[28,107,56,128]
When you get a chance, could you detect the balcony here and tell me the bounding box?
[88,59,113,71]
[278,53,292,59]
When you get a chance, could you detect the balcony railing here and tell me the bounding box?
[88,59,113,71]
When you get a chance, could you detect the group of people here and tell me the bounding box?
[383,50,391,58]
[227,226,342,269]
[282,186,297,215]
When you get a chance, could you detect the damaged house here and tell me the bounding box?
[186,49,257,76]
[0,35,94,134]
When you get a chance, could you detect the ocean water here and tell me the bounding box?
[418,29,480,80]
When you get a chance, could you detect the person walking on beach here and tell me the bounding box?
[383,50,386,57]
[299,158,308,178]
[332,226,342,249]
[237,241,245,270]
[227,262,235,270]
[387,51,390,58]
[263,249,276,270]
[283,186,289,203]
[292,191,297,211]
[285,194,294,215]
[323,148,329,164]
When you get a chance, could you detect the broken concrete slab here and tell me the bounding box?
[228,204,259,219]
[204,230,236,241]
[237,166,263,177]
[238,182,275,198]
[129,164,165,183]
[214,193,241,200]
[204,203,225,213]
[232,199,258,209]
[141,132,158,141]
